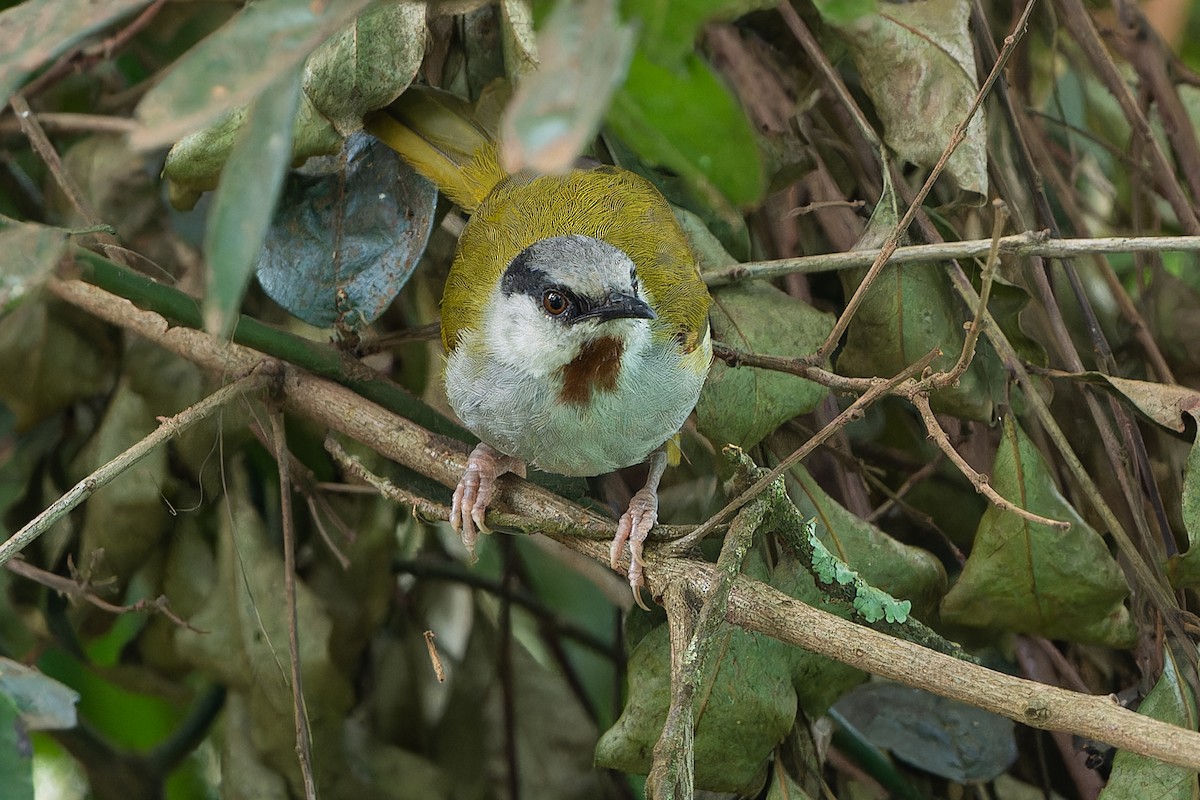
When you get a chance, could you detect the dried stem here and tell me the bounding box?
[701,233,1200,286]
[910,393,1069,529]
[269,413,318,800]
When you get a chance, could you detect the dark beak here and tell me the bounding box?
[572,293,656,324]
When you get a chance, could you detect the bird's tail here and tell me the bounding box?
[365,86,507,214]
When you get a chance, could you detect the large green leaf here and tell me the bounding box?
[781,461,948,622]
[697,284,833,449]
[940,417,1136,647]
[833,683,1016,782]
[596,553,797,794]
[255,133,436,328]
[1098,647,1199,800]
[621,0,776,67]
[608,51,764,210]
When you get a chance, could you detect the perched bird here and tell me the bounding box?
[366,87,712,597]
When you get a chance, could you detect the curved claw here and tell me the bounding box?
[615,485,659,602]
[450,443,524,562]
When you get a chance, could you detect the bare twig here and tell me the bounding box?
[0,112,139,135]
[269,412,318,800]
[933,202,1006,387]
[9,93,105,228]
[665,350,940,557]
[910,394,1069,529]
[701,233,1200,286]
[5,558,196,630]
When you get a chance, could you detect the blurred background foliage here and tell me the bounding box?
[3,0,1200,798]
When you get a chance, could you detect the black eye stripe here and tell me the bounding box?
[500,248,548,297]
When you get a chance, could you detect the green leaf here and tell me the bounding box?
[812,0,877,26]
[836,263,1005,422]
[595,594,796,793]
[697,283,833,449]
[203,67,303,337]
[0,692,32,800]
[623,0,777,67]
[1169,408,1200,588]
[1098,647,1199,800]
[302,2,426,135]
[833,683,1016,782]
[131,0,374,150]
[608,51,764,211]
[940,417,1136,647]
[0,0,150,105]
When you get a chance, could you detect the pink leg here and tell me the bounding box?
[452,442,526,560]
[611,449,669,609]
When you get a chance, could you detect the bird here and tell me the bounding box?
[366,86,712,599]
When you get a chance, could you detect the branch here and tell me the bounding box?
[701,232,1200,286]
[48,275,1200,773]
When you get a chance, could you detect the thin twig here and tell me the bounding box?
[935,201,1007,386]
[9,93,105,228]
[269,412,318,800]
[5,558,197,630]
[701,233,1200,286]
[664,350,940,557]
[0,113,140,135]
[0,369,269,567]
[910,394,1069,529]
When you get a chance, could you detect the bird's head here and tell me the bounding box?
[481,234,657,384]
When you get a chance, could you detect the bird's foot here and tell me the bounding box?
[610,450,669,610]
[452,442,525,561]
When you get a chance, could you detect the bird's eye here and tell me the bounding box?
[542,290,569,316]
